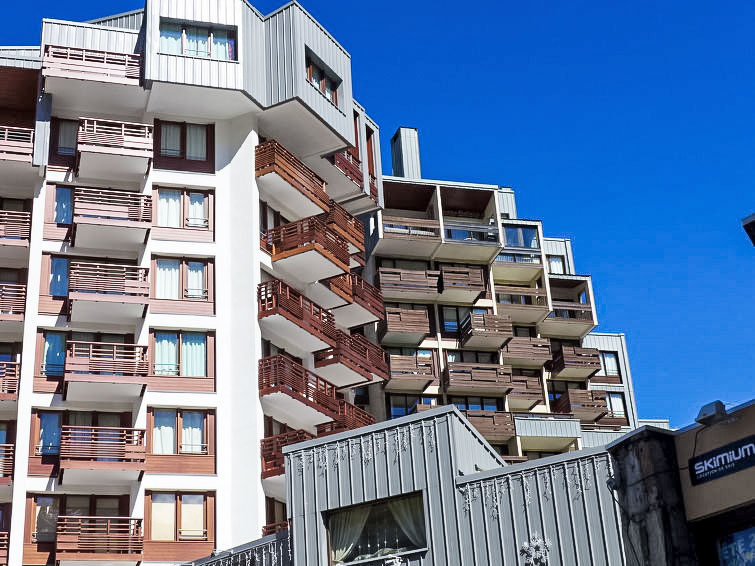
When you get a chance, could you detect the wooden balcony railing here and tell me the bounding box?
[333,150,363,185]
[262,216,349,268]
[261,430,315,478]
[56,516,143,556]
[548,300,594,321]
[321,200,364,252]
[440,266,485,295]
[502,337,552,363]
[549,346,601,377]
[77,118,153,153]
[443,221,499,244]
[255,140,329,211]
[464,410,516,443]
[73,187,152,224]
[44,45,141,82]
[389,354,437,382]
[325,273,384,320]
[380,307,431,337]
[0,210,31,241]
[495,251,542,265]
[369,173,379,203]
[68,262,149,298]
[501,455,529,464]
[65,341,150,378]
[444,362,514,394]
[262,521,290,537]
[314,331,389,381]
[0,284,26,316]
[552,390,608,421]
[0,445,14,479]
[0,126,34,162]
[0,531,6,564]
[316,402,376,437]
[382,216,441,240]
[0,362,20,398]
[258,280,337,344]
[377,267,440,296]
[60,426,146,464]
[460,313,513,346]
[496,285,549,307]
[509,373,546,406]
[258,355,341,417]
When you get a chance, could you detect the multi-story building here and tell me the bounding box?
[358,127,641,462]
[0,2,388,565]
[0,2,653,566]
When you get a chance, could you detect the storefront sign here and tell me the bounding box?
[689,435,755,486]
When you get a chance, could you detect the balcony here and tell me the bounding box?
[460,313,513,350]
[59,425,146,485]
[551,390,608,423]
[258,355,340,433]
[384,354,437,393]
[262,217,349,282]
[508,373,546,410]
[42,43,148,116]
[0,445,14,487]
[319,273,384,328]
[63,341,149,402]
[0,362,19,405]
[379,307,431,346]
[76,118,153,181]
[321,200,365,258]
[0,211,31,260]
[538,275,597,338]
[255,140,329,220]
[493,251,544,283]
[464,410,516,444]
[0,532,5,565]
[72,188,151,251]
[377,267,440,302]
[258,280,337,355]
[513,413,582,452]
[548,346,601,380]
[444,362,513,396]
[56,516,143,565]
[501,337,551,368]
[315,400,375,436]
[495,286,550,324]
[438,266,486,302]
[375,215,442,257]
[0,125,34,164]
[261,430,314,500]
[262,521,290,537]
[0,284,25,332]
[314,330,388,388]
[437,221,501,262]
[68,262,149,324]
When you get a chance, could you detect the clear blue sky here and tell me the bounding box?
[8,1,755,427]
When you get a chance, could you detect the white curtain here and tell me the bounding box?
[603,353,619,376]
[58,120,78,155]
[181,332,206,377]
[158,190,181,228]
[180,494,205,539]
[152,410,176,455]
[154,332,179,375]
[186,26,209,57]
[160,123,181,157]
[159,22,182,55]
[181,411,204,453]
[186,262,205,299]
[187,193,206,227]
[151,493,176,541]
[330,506,371,563]
[608,393,626,416]
[156,259,180,299]
[548,256,564,274]
[54,188,72,224]
[212,29,234,60]
[388,497,426,549]
[186,124,207,161]
[43,332,66,377]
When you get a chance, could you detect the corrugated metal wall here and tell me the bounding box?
[42,19,140,54]
[458,448,626,566]
[497,188,518,219]
[581,429,630,448]
[88,9,145,30]
[514,414,583,439]
[543,237,575,273]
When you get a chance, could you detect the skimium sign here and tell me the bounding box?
[689,435,755,486]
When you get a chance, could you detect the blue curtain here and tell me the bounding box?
[54,188,72,224]
[49,258,69,296]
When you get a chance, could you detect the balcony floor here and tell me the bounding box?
[77,150,151,184]
[496,304,550,325]
[262,473,286,502]
[260,390,335,435]
[257,170,328,221]
[259,313,333,355]
[64,378,146,403]
[44,75,149,117]
[73,222,149,252]
[69,296,147,325]
[492,262,544,284]
[538,318,596,339]
[331,302,380,329]
[0,160,36,196]
[435,241,501,263]
[313,358,373,389]
[271,246,347,284]
[372,237,440,260]
[60,465,142,487]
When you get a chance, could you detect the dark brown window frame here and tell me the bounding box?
[144,490,215,543]
[152,186,215,240]
[146,407,215,456]
[147,329,216,391]
[154,120,215,173]
[306,57,339,107]
[151,255,215,306]
[48,118,77,170]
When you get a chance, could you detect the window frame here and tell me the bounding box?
[145,490,215,543]
[29,493,130,544]
[149,329,214,380]
[147,407,214,456]
[158,20,238,61]
[154,120,215,174]
[386,394,437,420]
[153,186,215,240]
[306,57,340,107]
[151,255,215,304]
[48,118,78,170]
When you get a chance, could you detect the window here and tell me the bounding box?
[547,255,565,274]
[450,396,503,411]
[513,326,536,338]
[156,188,212,232]
[606,393,627,417]
[49,257,69,296]
[151,408,210,455]
[441,306,486,334]
[38,412,62,455]
[57,120,78,156]
[159,21,237,61]
[445,350,496,364]
[54,187,72,224]
[597,351,621,377]
[149,491,210,541]
[155,121,215,173]
[153,330,210,378]
[327,493,426,565]
[306,57,340,106]
[154,257,211,302]
[378,258,430,271]
[503,225,539,249]
[387,395,436,420]
[34,495,59,542]
[547,380,584,402]
[42,332,66,377]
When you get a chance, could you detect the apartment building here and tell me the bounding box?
[0,2,389,565]
[358,127,641,462]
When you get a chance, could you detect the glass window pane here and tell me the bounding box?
[49,258,69,297]
[35,496,59,542]
[482,398,498,411]
[186,124,207,161]
[153,409,176,455]
[603,352,620,375]
[180,494,205,539]
[212,28,235,61]
[467,397,482,411]
[442,307,458,332]
[58,120,78,155]
[158,190,181,228]
[151,493,176,541]
[155,259,180,300]
[95,497,120,517]
[154,332,179,375]
[185,262,206,299]
[43,332,66,377]
[187,193,208,227]
[54,187,72,224]
[181,411,205,453]
[159,22,183,55]
[180,332,207,377]
[389,396,406,419]
[505,226,521,247]
[185,26,210,57]
[160,124,182,157]
[39,412,62,455]
[548,255,564,274]
[522,228,539,249]
[65,495,90,517]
